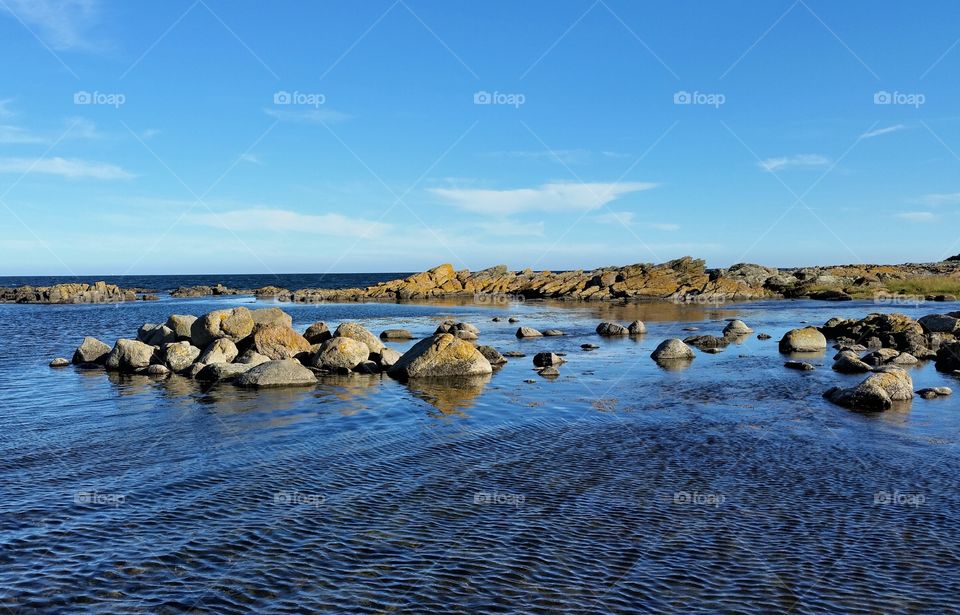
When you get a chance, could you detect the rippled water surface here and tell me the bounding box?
[2,296,959,613]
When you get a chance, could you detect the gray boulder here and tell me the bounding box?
[516,327,542,338]
[191,307,255,348]
[477,345,507,365]
[918,314,960,334]
[198,338,239,365]
[73,336,111,365]
[375,347,403,368]
[105,339,156,372]
[596,322,629,336]
[627,320,646,335]
[138,323,176,346]
[824,366,913,411]
[49,357,70,367]
[162,341,202,372]
[779,327,827,353]
[380,329,413,340]
[533,352,565,367]
[234,359,317,388]
[651,339,695,361]
[313,337,370,371]
[251,307,293,329]
[334,322,385,354]
[723,320,753,336]
[832,350,871,374]
[388,334,493,379]
[236,349,271,366]
[165,314,197,341]
[196,362,252,382]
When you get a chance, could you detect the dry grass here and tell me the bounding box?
[883,276,960,297]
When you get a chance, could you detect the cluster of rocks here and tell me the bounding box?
[0,282,157,304]
[170,284,251,298]
[54,308,497,389]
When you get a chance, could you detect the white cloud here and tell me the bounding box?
[595,212,678,231]
[0,156,134,179]
[918,192,960,206]
[0,125,47,144]
[263,107,352,124]
[758,154,830,172]
[430,181,657,216]
[476,220,545,237]
[141,128,161,140]
[1,0,100,50]
[895,211,936,222]
[861,124,906,139]
[185,208,390,238]
[240,153,262,165]
[647,222,681,231]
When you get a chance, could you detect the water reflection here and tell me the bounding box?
[406,375,492,416]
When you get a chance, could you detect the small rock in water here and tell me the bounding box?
[146,364,170,376]
[757,333,771,340]
[380,329,413,340]
[682,327,699,332]
[779,327,827,353]
[508,317,520,323]
[651,339,695,361]
[702,348,723,354]
[542,329,565,336]
[516,327,543,338]
[627,320,646,335]
[538,366,560,378]
[533,352,565,367]
[784,361,815,371]
[581,343,599,350]
[503,351,526,358]
[477,345,507,365]
[723,320,753,335]
[524,379,536,384]
[916,387,952,399]
[492,317,502,322]
[49,357,69,367]
[596,322,629,336]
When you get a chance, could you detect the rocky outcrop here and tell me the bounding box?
[0,281,156,304]
[822,313,932,358]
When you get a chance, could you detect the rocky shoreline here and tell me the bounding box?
[6,257,960,304]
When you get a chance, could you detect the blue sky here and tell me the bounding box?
[2,0,960,275]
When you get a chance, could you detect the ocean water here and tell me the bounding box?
[1,295,959,613]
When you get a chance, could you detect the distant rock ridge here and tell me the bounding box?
[6,257,960,304]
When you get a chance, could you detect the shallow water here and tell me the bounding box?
[1,296,958,613]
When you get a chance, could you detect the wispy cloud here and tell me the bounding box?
[1,0,101,50]
[0,156,134,179]
[0,125,48,145]
[595,212,679,231]
[430,181,657,216]
[185,208,390,238]
[895,211,936,222]
[861,124,906,139]
[240,153,262,165]
[758,154,830,172]
[476,220,545,237]
[917,192,960,206]
[0,116,102,144]
[263,107,352,124]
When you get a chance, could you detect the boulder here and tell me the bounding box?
[477,345,507,365]
[162,341,202,372]
[196,362,252,382]
[380,329,413,340]
[234,359,317,388]
[917,387,952,399]
[334,322,385,354]
[543,329,565,336]
[251,307,293,329]
[757,333,772,340]
[105,339,156,372]
[236,350,271,366]
[191,307,254,348]
[918,314,960,334]
[821,313,928,357]
[533,352,565,367]
[165,314,197,341]
[651,339,695,361]
[375,347,403,368]
[538,366,560,378]
[784,361,815,371]
[934,340,960,373]
[138,323,176,346]
[72,336,111,365]
[303,322,332,344]
[246,324,311,360]
[627,320,646,335]
[862,348,901,367]
[313,337,370,371]
[779,327,827,353]
[198,338,239,365]
[146,364,170,376]
[455,330,479,341]
[723,320,753,336]
[49,357,70,367]
[832,350,871,374]
[684,335,729,350]
[824,366,914,411]
[516,327,542,338]
[388,334,493,379]
[596,322,629,336]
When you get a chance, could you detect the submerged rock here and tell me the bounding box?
[824,366,914,411]
[784,361,815,371]
[73,336,111,365]
[684,335,729,350]
[234,359,317,388]
[596,322,629,336]
[779,327,827,353]
[917,387,952,399]
[542,329,565,336]
[380,329,413,340]
[388,334,493,379]
[49,357,69,367]
[538,366,560,378]
[651,339,695,361]
[516,327,542,338]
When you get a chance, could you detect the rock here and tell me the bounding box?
[862,348,901,367]
[380,329,413,340]
[890,352,919,365]
[684,335,729,350]
[627,320,646,335]
[165,315,197,341]
[723,320,753,335]
[543,329,565,336]
[303,322,332,344]
[251,307,293,329]
[508,317,520,323]
[503,351,526,358]
[917,387,952,399]
[807,289,852,301]
[355,360,381,374]
[779,327,827,353]
[581,343,599,350]
[866,366,915,401]
[234,359,317,388]
[186,363,205,379]
[105,339,156,372]
[313,337,370,371]
[477,345,507,365]
[596,322,629,336]
[533,352,565,367]
[196,362,252,382]
[702,348,723,354]
[757,333,771,340]
[832,351,872,374]
[236,349,271,366]
[824,366,914,411]
[49,357,69,367]
[247,324,311,360]
[492,317,502,322]
[785,361,815,371]
[162,341,202,372]
[516,327,542,338]
[918,314,960,334]
[387,334,493,379]
[138,323,176,346]
[375,347,403,368]
[191,307,254,348]
[538,366,560,378]
[821,313,928,357]
[651,339,695,361]
[455,330,479,341]
[334,322,385,354]
[198,338,239,365]
[935,341,960,372]
[146,364,170,376]
[72,336,111,365]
